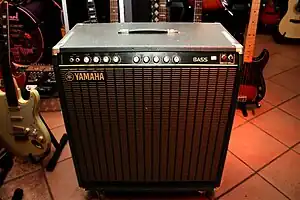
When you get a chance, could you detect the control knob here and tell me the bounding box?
[153,56,160,63]
[83,56,91,63]
[143,56,150,63]
[133,56,140,63]
[113,56,120,63]
[103,56,110,63]
[93,56,100,63]
[173,56,180,63]
[163,56,170,63]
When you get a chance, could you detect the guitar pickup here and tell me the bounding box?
[8,106,21,112]
[238,96,247,103]
[14,134,29,141]
[10,116,24,122]
[13,126,25,133]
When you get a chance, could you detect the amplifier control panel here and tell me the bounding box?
[61,52,238,65]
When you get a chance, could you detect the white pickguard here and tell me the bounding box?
[278,0,300,39]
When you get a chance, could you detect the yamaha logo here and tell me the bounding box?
[65,72,105,82]
[65,72,75,81]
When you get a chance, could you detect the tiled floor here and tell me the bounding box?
[1,35,300,200]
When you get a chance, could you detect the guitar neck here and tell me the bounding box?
[0,1,19,107]
[158,0,168,22]
[110,0,119,23]
[194,0,203,22]
[244,0,261,63]
[87,0,98,23]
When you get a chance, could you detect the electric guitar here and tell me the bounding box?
[260,0,280,26]
[275,0,300,41]
[238,0,269,117]
[188,0,224,11]
[0,0,51,159]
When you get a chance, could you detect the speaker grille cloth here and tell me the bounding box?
[60,67,237,183]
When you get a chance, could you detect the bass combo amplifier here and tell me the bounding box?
[53,22,243,194]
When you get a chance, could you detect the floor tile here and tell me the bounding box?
[236,100,274,120]
[45,158,86,200]
[228,123,287,170]
[0,170,51,200]
[254,42,281,56]
[5,157,41,183]
[263,54,299,79]
[232,115,247,129]
[293,143,300,154]
[270,66,300,94]
[215,152,254,197]
[218,175,288,200]
[279,45,300,61]
[279,95,300,119]
[42,125,72,167]
[41,111,65,130]
[256,35,274,45]
[251,108,300,147]
[264,80,297,106]
[259,150,300,200]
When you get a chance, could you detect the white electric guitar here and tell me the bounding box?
[277,0,300,40]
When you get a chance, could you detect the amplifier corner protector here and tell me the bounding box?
[52,48,60,56]
[234,44,243,55]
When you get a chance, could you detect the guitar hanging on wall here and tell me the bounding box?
[0,0,51,160]
[86,0,119,23]
[237,0,269,117]
[151,0,168,22]
[110,0,119,22]
[86,0,98,23]
[193,0,203,22]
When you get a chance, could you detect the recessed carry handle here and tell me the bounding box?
[118,28,179,34]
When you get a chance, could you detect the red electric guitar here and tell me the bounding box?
[260,0,280,26]
[238,0,269,117]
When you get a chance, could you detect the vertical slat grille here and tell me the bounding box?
[60,66,237,183]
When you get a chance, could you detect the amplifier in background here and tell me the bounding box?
[23,64,58,98]
[53,22,243,194]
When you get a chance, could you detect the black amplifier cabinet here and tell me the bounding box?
[53,22,243,193]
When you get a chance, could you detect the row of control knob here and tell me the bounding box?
[133,55,180,64]
[69,56,121,63]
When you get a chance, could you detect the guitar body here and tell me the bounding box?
[277,0,300,40]
[0,86,51,158]
[260,0,280,25]
[239,49,269,104]
[0,71,26,92]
